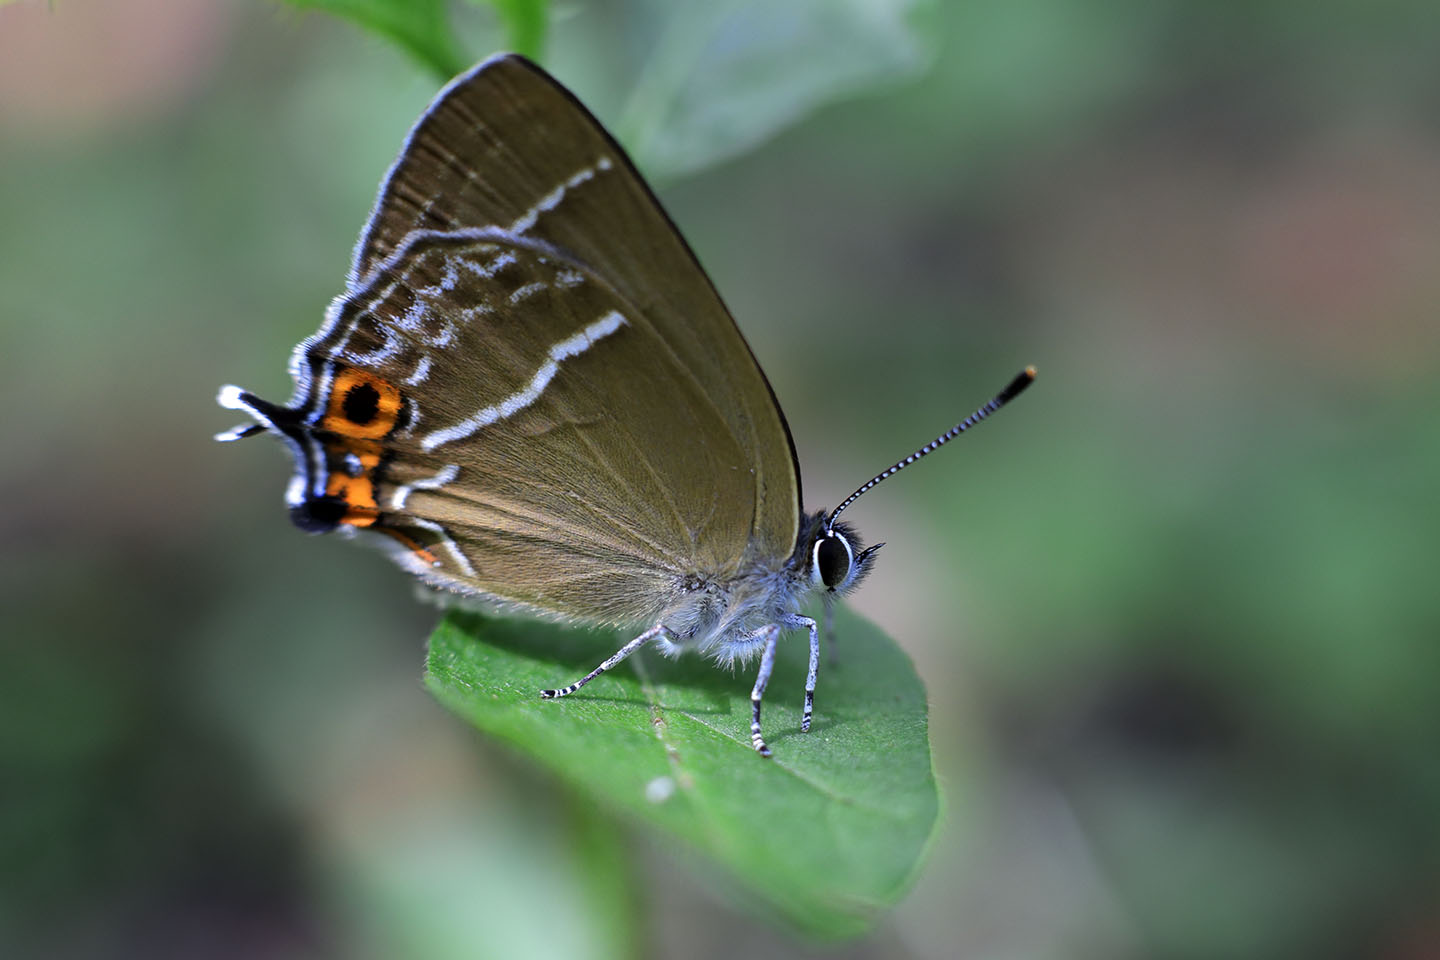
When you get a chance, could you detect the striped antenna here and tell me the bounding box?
[826,366,1036,526]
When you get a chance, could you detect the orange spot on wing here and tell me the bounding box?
[325,472,379,527]
[323,368,402,439]
[314,367,420,538]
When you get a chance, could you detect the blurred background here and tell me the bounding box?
[2,0,1438,957]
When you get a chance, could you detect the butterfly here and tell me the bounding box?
[217,53,1033,756]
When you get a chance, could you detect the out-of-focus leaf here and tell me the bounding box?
[322,786,637,960]
[617,0,937,178]
[281,0,467,79]
[465,0,549,61]
[426,605,940,938]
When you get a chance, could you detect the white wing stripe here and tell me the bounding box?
[508,157,613,235]
[389,463,460,510]
[421,310,628,451]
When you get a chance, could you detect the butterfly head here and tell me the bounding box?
[807,513,882,596]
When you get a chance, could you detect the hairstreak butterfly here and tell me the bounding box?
[217,54,1034,756]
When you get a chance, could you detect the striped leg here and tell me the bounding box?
[823,595,838,666]
[749,627,781,757]
[539,623,668,699]
[781,613,820,732]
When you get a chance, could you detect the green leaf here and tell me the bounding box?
[281,0,468,80]
[617,0,937,179]
[426,605,940,938]
[465,0,550,62]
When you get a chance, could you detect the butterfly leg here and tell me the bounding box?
[749,627,781,757]
[539,623,669,699]
[780,613,820,732]
[823,595,838,666]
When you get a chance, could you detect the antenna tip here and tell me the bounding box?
[997,366,1037,404]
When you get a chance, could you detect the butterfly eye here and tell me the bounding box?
[814,533,854,590]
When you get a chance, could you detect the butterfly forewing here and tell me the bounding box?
[351,55,800,575]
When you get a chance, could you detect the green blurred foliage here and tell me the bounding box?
[278,0,549,76]
[469,0,550,63]
[283,0,472,78]
[610,0,936,179]
[2,0,1439,958]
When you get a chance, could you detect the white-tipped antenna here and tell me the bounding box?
[827,366,1036,526]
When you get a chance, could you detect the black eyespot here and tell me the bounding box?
[817,536,852,589]
[342,381,380,424]
[290,496,346,533]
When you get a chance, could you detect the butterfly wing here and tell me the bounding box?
[351,54,801,576]
[289,226,768,625]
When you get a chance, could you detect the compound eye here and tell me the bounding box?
[816,535,853,590]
